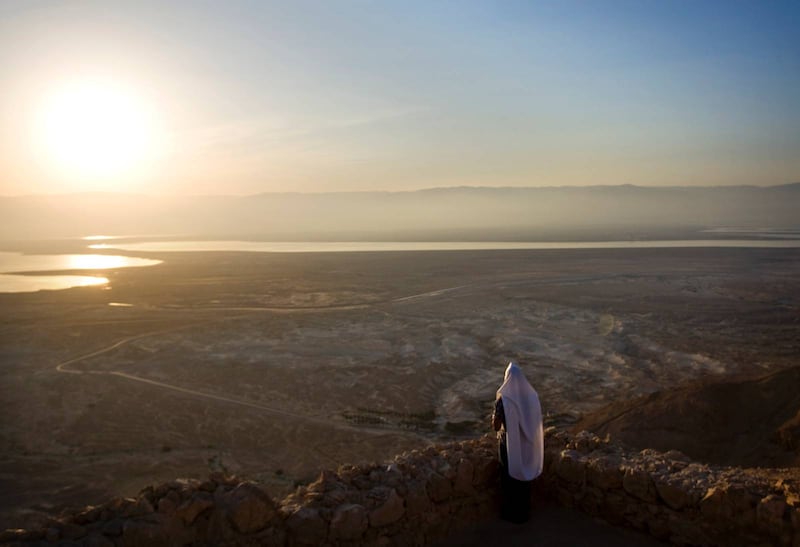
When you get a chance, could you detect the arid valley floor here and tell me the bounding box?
[1,247,799,529]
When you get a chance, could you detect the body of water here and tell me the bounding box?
[3,238,800,293]
[0,274,109,293]
[0,253,161,293]
[90,239,800,254]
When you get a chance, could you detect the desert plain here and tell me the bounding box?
[1,245,799,529]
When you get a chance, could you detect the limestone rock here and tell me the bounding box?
[655,478,694,510]
[572,430,602,453]
[286,507,326,546]
[253,525,286,546]
[700,486,729,518]
[586,457,622,489]
[369,489,405,527]
[757,494,787,533]
[330,503,368,540]
[122,520,170,547]
[454,459,475,495]
[59,522,87,541]
[176,492,214,525]
[473,459,499,486]
[206,507,237,543]
[157,497,177,515]
[45,527,59,542]
[622,467,657,503]
[224,482,275,534]
[439,461,456,481]
[308,469,347,495]
[322,488,349,507]
[120,497,154,518]
[101,518,124,537]
[0,528,42,543]
[74,506,102,525]
[700,484,759,526]
[84,534,115,547]
[556,450,586,484]
[427,472,452,502]
[405,480,432,516]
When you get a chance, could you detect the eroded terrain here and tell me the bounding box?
[1,247,799,528]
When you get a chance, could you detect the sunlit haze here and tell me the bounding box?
[33,79,163,188]
[1,1,798,195]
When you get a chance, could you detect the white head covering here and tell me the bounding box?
[496,362,544,481]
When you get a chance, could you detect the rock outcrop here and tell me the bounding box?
[2,429,799,546]
[574,366,800,468]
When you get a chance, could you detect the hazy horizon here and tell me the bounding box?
[2,184,798,242]
[2,180,800,199]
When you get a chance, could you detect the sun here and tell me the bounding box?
[34,78,162,186]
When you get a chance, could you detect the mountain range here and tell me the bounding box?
[2,183,799,241]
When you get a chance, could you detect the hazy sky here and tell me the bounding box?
[1,0,799,195]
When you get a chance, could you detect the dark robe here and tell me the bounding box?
[493,397,532,523]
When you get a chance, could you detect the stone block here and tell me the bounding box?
[100,518,124,538]
[120,497,154,518]
[0,529,42,543]
[157,497,177,516]
[224,482,276,534]
[757,494,787,534]
[176,492,214,525]
[83,534,115,547]
[330,503,368,540]
[254,525,286,547]
[286,507,326,546]
[454,459,475,496]
[556,450,586,485]
[655,478,693,510]
[369,489,405,527]
[405,480,432,516]
[622,467,657,503]
[701,484,758,528]
[586,457,622,489]
[472,459,499,487]
[427,472,452,503]
[121,520,170,547]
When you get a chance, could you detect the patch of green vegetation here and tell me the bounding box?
[343,407,438,431]
[342,412,387,425]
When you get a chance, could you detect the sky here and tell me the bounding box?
[1,0,799,195]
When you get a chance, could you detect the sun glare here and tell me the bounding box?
[34,79,162,186]
[67,254,131,270]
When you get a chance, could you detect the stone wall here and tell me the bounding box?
[543,429,799,547]
[2,429,798,546]
[0,439,501,547]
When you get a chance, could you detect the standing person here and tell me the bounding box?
[492,361,544,523]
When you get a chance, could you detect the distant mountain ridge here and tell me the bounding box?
[2,183,799,241]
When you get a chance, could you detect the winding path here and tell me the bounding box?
[54,327,425,439]
[52,275,622,436]
[52,284,482,439]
